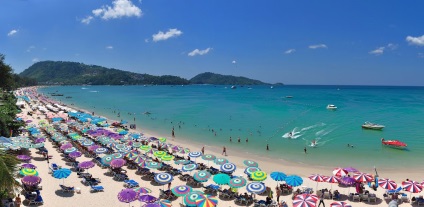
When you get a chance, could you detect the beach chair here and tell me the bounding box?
[362,194,369,202]
[401,194,409,203]
[59,184,75,193]
[368,194,377,203]
[90,185,104,192]
[50,163,59,173]
[124,179,139,188]
[29,195,44,205]
[352,194,361,202]
[323,192,331,199]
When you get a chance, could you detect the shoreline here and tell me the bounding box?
[38,86,424,181]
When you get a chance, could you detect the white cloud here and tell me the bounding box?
[32,58,39,62]
[369,47,385,55]
[232,60,237,64]
[26,46,35,52]
[309,44,327,49]
[386,43,398,50]
[7,29,18,36]
[106,46,113,49]
[284,49,296,54]
[144,38,149,43]
[406,35,424,46]
[152,28,182,42]
[188,48,212,57]
[81,16,94,24]
[92,0,142,20]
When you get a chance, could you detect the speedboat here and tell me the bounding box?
[231,86,237,89]
[381,138,407,149]
[362,121,385,130]
[326,104,337,110]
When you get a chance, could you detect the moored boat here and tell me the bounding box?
[326,104,337,110]
[362,121,385,130]
[381,138,407,149]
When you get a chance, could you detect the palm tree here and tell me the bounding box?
[0,150,19,199]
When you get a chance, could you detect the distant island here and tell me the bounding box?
[19,61,276,86]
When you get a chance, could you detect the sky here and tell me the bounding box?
[1,0,424,86]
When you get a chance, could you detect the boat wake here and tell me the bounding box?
[81,87,88,89]
[89,91,99,93]
[282,128,302,139]
[301,123,325,131]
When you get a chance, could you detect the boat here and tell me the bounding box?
[381,138,407,149]
[362,121,385,130]
[285,96,293,98]
[326,104,337,110]
[270,86,274,89]
[231,86,237,89]
[310,140,317,148]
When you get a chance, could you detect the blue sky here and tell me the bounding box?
[1,0,424,85]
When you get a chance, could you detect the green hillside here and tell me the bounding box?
[189,72,266,85]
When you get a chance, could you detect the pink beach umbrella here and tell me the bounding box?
[330,201,352,207]
[353,173,374,182]
[293,194,317,207]
[402,180,423,193]
[378,178,397,190]
[332,168,348,177]
[308,174,327,191]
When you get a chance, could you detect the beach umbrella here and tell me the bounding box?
[184,191,205,207]
[81,139,94,146]
[31,143,44,149]
[20,168,38,176]
[402,180,423,193]
[94,147,108,154]
[78,161,95,170]
[179,148,190,154]
[325,175,341,190]
[113,152,124,159]
[332,168,348,177]
[101,154,114,166]
[220,163,236,173]
[213,173,230,185]
[133,187,152,194]
[244,167,261,176]
[69,151,82,158]
[139,194,158,203]
[154,173,173,185]
[214,158,228,165]
[243,160,259,167]
[188,151,202,159]
[110,158,126,169]
[175,160,190,165]
[154,151,167,158]
[378,178,397,190]
[114,143,128,151]
[309,174,327,190]
[60,143,73,150]
[21,175,42,186]
[270,171,287,182]
[16,155,31,161]
[125,150,139,159]
[35,138,45,143]
[146,161,162,169]
[330,201,352,207]
[201,154,216,161]
[19,143,32,149]
[250,171,267,181]
[64,147,77,154]
[340,177,356,186]
[53,168,72,184]
[246,182,266,194]
[182,163,198,172]
[172,185,193,197]
[145,149,156,155]
[353,173,374,182]
[131,142,142,148]
[21,163,37,169]
[196,195,218,207]
[140,145,151,151]
[228,177,247,188]
[285,175,303,187]
[118,188,138,205]
[155,199,171,207]
[88,145,100,151]
[293,194,317,207]
[161,154,174,162]
[193,170,211,183]
[343,167,359,173]
[143,203,160,207]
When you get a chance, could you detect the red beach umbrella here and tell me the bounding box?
[330,201,352,207]
[308,174,327,190]
[332,168,348,177]
[293,194,317,207]
[378,178,397,190]
[402,180,423,193]
[353,173,374,182]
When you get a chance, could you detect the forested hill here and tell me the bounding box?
[189,72,266,85]
[20,61,271,85]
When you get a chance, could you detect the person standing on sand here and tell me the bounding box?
[266,144,269,151]
[304,147,307,154]
[15,194,21,207]
[222,146,227,156]
[246,137,249,143]
[238,137,241,143]
[172,128,175,138]
[201,146,205,154]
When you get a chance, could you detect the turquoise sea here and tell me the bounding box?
[39,85,424,170]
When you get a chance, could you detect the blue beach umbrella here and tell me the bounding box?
[220,163,236,173]
[213,173,230,185]
[271,171,287,182]
[53,168,72,185]
[246,182,266,194]
[285,175,303,187]
[182,163,198,172]
[154,173,173,185]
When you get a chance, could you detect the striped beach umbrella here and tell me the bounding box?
[175,160,190,165]
[378,178,397,190]
[172,185,192,197]
[131,142,142,148]
[220,163,236,173]
[182,163,198,172]
[188,152,202,158]
[113,152,124,159]
[114,143,128,151]
[244,167,261,176]
[246,182,266,194]
[132,155,145,163]
[94,147,108,154]
[154,173,173,185]
[195,195,218,207]
[156,199,171,207]
[154,151,167,158]
[285,175,303,187]
[243,160,259,167]
[184,191,205,207]
[81,139,94,146]
[101,154,114,166]
[330,201,352,207]
[293,194,317,207]
[250,171,267,181]
[402,180,423,193]
[201,154,216,161]
[332,167,348,177]
[125,151,139,159]
[228,177,247,188]
[325,176,341,184]
[20,168,39,176]
[309,174,327,182]
[146,161,162,169]
[214,158,228,165]
[133,187,152,194]
[353,173,374,182]
[270,171,287,182]
[193,170,211,182]
[213,173,230,185]
[64,147,77,154]
[140,145,151,151]
[161,154,174,162]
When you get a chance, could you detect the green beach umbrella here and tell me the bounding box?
[201,154,216,161]
[140,145,151,151]
[154,151,167,158]
[244,167,261,176]
[251,171,267,181]
[161,154,174,162]
[213,173,230,185]
[158,137,167,142]
[20,168,39,176]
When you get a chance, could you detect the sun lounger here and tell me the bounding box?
[28,195,43,205]
[352,194,361,202]
[124,179,139,188]
[90,185,104,192]
[59,184,75,192]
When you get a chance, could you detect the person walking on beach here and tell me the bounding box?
[222,146,227,156]
[201,146,205,154]
[172,128,175,138]
[318,191,325,207]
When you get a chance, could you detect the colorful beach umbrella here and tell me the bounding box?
[243,160,259,167]
[214,158,228,165]
[81,139,94,146]
[201,154,216,161]
[139,194,158,203]
[193,171,211,183]
[21,175,42,186]
[196,195,218,207]
[101,154,114,166]
[330,201,352,207]
[293,194,317,207]
[146,161,162,169]
[78,161,95,169]
[64,147,77,154]
[244,167,261,176]
[154,173,173,185]
[69,151,82,158]
[325,176,341,184]
[270,171,287,181]
[188,152,202,159]
[118,188,138,203]
[125,151,139,159]
[172,185,192,197]
[228,177,247,188]
[246,182,266,194]
[133,186,152,194]
[378,178,397,190]
[143,203,160,207]
[250,171,267,181]
[402,180,423,193]
[113,152,124,159]
[20,168,39,176]
[332,167,348,177]
[213,173,230,185]
[21,163,37,169]
[53,168,72,184]
[110,158,126,168]
[285,175,303,187]
[140,145,151,151]
[161,154,174,162]
[220,163,236,173]
[16,155,31,161]
[184,191,205,207]
[175,160,190,165]
[182,163,198,172]
[154,151,167,158]
[309,174,327,182]
[155,199,171,207]
[353,173,374,182]
[94,147,108,154]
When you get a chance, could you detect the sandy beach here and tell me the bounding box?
[11,87,422,207]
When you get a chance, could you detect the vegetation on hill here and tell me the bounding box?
[189,72,266,85]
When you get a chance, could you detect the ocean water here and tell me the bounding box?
[38,85,424,169]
